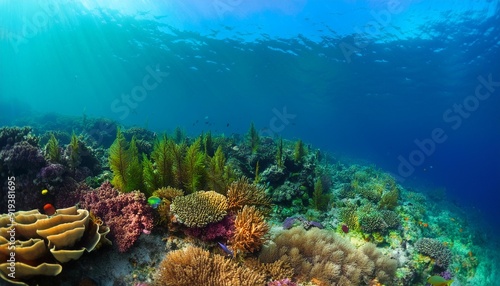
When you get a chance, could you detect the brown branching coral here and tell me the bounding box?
[259,227,397,285]
[230,205,269,255]
[170,191,228,227]
[227,177,271,212]
[152,186,184,201]
[154,246,266,286]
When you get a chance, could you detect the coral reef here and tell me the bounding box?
[0,206,110,285]
[80,182,153,252]
[154,245,266,286]
[259,227,397,285]
[170,191,228,228]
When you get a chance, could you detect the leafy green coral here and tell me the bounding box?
[45,133,61,163]
[151,134,174,188]
[183,137,205,193]
[109,127,130,191]
[311,178,330,211]
[207,146,234,194]
[293,139,306,164]
[248,122,259,153]
[125,136,143,192]
[68,132,80,170]
[275,137,284,168]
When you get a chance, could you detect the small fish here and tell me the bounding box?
[217,242,233,258]
[147,196,162,209]
[427,275,453,286]
[43,204,56,216]
[41,189,48,195]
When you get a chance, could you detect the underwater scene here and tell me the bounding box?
[0,0,499,285]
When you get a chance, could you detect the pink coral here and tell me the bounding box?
[80,181,153,252]
[184,214,235,242]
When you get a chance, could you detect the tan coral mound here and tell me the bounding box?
[0,206,110,286]
[227,177,271,211]
[170,190,228,227]
[154,245,266,286]
[259,227,397,285]
[230,205,269,255]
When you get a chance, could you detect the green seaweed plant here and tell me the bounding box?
[183,137,205,193]
[311,178,330,211]
[275,137,284,169]
[151,134,174,188]
[207,145,231,194]
[125,136,143,192]
[142,154,157,196]
[109,127,129,191]
[45,133,61,163]
[68,132,80,170]
[248,122,260,153]
[171,140,187,189]
[173,126,184,144]
[203,131,215,157]
[254,160,260,184]
[294,139,306,163]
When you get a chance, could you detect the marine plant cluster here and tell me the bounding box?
[0,115,498,285]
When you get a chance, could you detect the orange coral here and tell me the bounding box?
[154,246,265,286]
[230,205,269,255]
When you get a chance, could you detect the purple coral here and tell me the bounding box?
[81,181,154,252]
[282,217,298,229]
[0,141,46,174]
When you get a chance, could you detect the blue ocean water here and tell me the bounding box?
[1,0,499,231]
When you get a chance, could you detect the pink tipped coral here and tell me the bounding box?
[267,278,297,286]
[81,181,153,252]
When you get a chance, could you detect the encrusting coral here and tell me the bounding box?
[259,226,397,285]
[154,245,266,286]
[0,206,110,285]
[170,190,228,228]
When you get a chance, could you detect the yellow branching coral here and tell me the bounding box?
[170,191,228,227]
[227,177,271,212]
[154,246,266,286]
[231,205,269,255]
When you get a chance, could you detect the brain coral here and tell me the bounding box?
[0,206,110,285]
[170,191,228,228]
[415,238,453,268]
